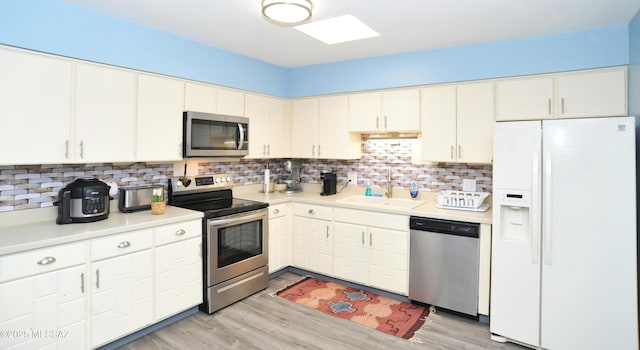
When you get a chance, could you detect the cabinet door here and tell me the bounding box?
[313,218,333,276]
[269,204,289,273]
[291,98,318,158]
[293,216,315,271]
[368,228,408,295]
[0,48,72,165]
[557,69,627,118]
[91,250,153,348]
[74,63,136,163]
[217,88,245,116]
[421,85,457,162]
[382,89,420,131]
[185,82,217,113]
[0,265,86,350]
[245,93,267,158]
[136,74,185,161]
[496,77,554,121]
[318,95,361,159]
[348,92,381,132]
[265,97,288,158]
[333,222,368,285]
[456,82,494,164]
[155,237,202,321]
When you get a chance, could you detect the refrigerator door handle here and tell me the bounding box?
[543,151,552,265]
[531,151,540,264]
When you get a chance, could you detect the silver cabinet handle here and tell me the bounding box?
[117,241,131,249]
[79,140,84,159]
[312,145,315,156]
[548,98,552,115]
[384,116,388,129]
[267,144,270,155]
[451,145,454,160]
[273,209,280,215]
[37,256,56,265]
[263,144,267,156]
[361,232,365,245]
[175,229,186,236]
[376,116,379,129]
[458,145,462,160]
[369,232,372,246]
[318,145,321,156]
[80,272,85,293]
[561,98,565,114]
[308,209,315,214]
[64,140,69,159]
[326,226,329,239]
[95,269,100,289]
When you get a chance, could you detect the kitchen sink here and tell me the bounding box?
[337,195,425,209]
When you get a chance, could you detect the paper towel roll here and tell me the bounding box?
[264,168,270,184]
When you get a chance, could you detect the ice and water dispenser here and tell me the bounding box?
[497,190,532,242]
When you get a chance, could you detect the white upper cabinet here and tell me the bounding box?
[291,97,360,159]
[421,82,494,164]
[245,94,289,158]
[217,88,245,116]
[496,77,554,121]
[0,47,73,165]
[184,82,217,113]
[291,98,318,158]
[348,89,420,133]
[74,63,137,163]
[496,67,627,121]
[136,74,185,161]
[317,95,361,159]
[557,68,627,118]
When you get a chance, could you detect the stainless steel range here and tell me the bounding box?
[168,174,269,314]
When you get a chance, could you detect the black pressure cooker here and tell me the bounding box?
[56,178,111,224]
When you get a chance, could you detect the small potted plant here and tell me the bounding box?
[151,187,165,215]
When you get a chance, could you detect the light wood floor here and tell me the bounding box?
[119,273,527,350]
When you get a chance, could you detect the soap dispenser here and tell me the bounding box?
[365,179,372,196]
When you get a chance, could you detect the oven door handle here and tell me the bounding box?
[208,210,266,227]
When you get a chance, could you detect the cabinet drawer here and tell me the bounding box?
[0,242,86,282]
[334,208,408,230]
[294,203,332,220]
[155,220,202,247]
[269,203,288,219]
[91,229,152,261]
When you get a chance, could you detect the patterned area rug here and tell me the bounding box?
[274,276,430,340]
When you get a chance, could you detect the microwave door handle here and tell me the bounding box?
[237,123,245,150]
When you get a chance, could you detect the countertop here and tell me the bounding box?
[234,184,493,225]
[0,202,203,256]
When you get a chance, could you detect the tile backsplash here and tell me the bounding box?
[0,139,491,212]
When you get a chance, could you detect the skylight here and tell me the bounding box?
[294,15,380,45]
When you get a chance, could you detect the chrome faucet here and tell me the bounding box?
[385,167,392,198]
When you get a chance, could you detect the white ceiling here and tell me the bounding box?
[64,0,640,68]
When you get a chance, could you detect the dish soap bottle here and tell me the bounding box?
[410,181,419,200]
[365,179,372,196]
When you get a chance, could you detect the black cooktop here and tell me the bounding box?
[168,185,268,219]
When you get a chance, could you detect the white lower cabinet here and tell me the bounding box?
[333,208,409,295]
[154,220,203,321]
[0,243,87,350]
[90,230,154,348]
[293,204,333,275]
[268,203,290,273]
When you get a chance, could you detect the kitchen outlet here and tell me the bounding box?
[462,179,477,192]
[347,172,358,186]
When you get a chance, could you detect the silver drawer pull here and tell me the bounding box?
[273,209,280,215]
[175,229,186,236]
[308,209,315,214]
[37,256,56,265]
[117,241,131,249]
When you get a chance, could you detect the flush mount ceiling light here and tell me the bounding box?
[294,15,380,45]
[262,0,313,26]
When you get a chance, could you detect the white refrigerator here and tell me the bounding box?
[490,117,638,350]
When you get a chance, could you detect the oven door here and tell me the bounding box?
[207,208,268,285]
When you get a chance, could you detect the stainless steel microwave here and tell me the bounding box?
[183,111,249,157]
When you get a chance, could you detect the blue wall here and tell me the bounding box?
[0,0,632,98]
[629,10,640,117]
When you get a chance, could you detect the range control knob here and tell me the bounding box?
[226,176,232,183]
[215,177,221,183]
[220,177,226,183]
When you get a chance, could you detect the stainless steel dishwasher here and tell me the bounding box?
[409,216,480,316]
